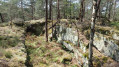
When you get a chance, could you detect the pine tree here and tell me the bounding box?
[45,0,48,42]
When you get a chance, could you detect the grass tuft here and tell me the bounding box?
[5,51,12,58]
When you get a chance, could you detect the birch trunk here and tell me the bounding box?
[88,0,101,67]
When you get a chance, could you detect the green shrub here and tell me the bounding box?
[83,53,89,59]
[0,23,9,27]
[71,65,78,67]
[0,36,20,48]
[84,30,90,40]
[0,47,6,57]
[102,57,108,63]
[109,21,119,30]
[5,51,12,58]
[62,58,71,64]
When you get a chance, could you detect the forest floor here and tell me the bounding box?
[0,25,26,67]
[0,21,79,67]
[0,19,119,67]
[25,34,79,67]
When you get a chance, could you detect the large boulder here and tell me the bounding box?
[94,33,119,62]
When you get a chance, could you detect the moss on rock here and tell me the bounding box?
[64,40,75,46]
[83,53,89,59]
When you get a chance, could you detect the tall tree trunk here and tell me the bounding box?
[105,0,109,18]
[45,0,48,42]
[30,0,35,20]
[0,13,4,23]
[79,0,85,23]
[72,4,75,19]
[97,5,101,21]
[9,4,13,28]
[52,10,53,41]
[70,0,72,19]
[49,0,52,20]
[57,0,60,23]
[108,1,113,20]
[97,0,102,21]
[40,0,44,18]
[21,0,25,22]
[66,0,68,19]
[63,7,66,19]
[49,0,53,40]
[31,5,34,20]
[113,0,116,21]
[88,0,101,67]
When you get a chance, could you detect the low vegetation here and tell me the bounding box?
[25,34,79,67]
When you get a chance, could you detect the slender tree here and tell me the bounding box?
[49,0,52,20]
[45,0,48,42]
[88,0,101,67]
[57,0,60,23]
[0,13,4,22]
[66,0,68,19]
[30,0,35,20]
[97,0,102,21]
[79,0,85,22]
[105,0,109,17]
[49,0,53,40]
[97,3,101,21]
[108,0,113,20]
[113,0,116,21]
[63,0,67,19]
[70,0,72,19]
[21,0,25,22]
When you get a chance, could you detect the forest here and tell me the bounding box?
[0,0,119,67]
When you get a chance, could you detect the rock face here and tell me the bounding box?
[53,25,119,66]
[54,26,88,66]
[55,26,78,45]
[113,33,119,40]
[94,33,119,62]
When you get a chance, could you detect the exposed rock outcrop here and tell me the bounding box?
[53,25,88,66]
[52,25,119,66]
[94,33,119,62]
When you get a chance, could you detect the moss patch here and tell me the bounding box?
[0,23,9,27]
[0,47,6,57]
[48,29,52,34]
[109,21,119,30]
[95,26,112,36]
[25,34,78,67]
[5,51,12,59]
[0,36,20,48]
[93,56,109,67]
[83,53,89,59]
[84,30,90,40]
[64,40,75,46]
